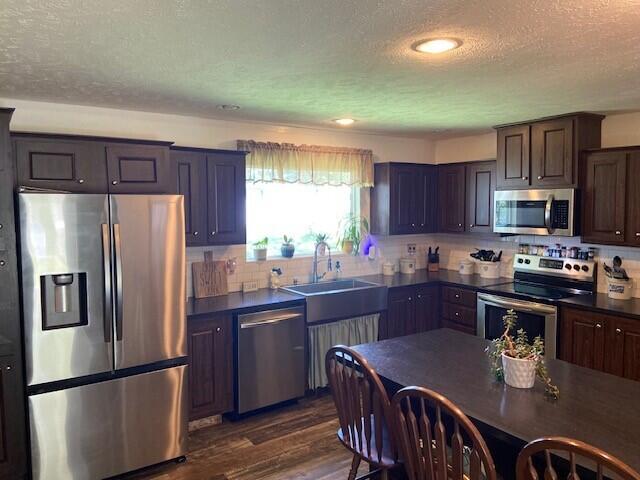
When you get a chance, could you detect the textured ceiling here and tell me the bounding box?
[2,0,640,136]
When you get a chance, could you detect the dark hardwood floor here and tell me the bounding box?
[131,395,353,480]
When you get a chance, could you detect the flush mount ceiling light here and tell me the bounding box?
[412,38,462,54]
[334,118,356,126]
[217,104,240,110]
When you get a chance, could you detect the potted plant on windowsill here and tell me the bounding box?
[281,235,295,258]
[253,237,269,261]
[337,216,369,256]
[486,309,559,399]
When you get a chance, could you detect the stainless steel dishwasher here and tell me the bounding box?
[237,306,306,414]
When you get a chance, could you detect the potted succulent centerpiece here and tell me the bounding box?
[337,216,369,256]
[486,309,559,399]
[253,237,269,261]
[281,235,295,258]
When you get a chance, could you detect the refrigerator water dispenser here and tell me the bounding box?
[40,273,88,329]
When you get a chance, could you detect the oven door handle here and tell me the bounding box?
[544,194,554,234]
[477,293,557,315]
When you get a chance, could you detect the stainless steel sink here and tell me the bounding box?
[281,279,387,324]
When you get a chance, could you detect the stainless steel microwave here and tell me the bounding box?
[493,188,576,236]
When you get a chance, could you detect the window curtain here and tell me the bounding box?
[237,140,374,187]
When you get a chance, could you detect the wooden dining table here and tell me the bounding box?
[352,328,640,475]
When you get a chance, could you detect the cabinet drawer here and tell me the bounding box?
[442,302,476,328]
[441,319,476,335]
[442,286,476,308]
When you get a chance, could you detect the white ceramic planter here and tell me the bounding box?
[502,353,536,389]
[253,248,267,261]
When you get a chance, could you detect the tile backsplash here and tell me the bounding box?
[186,234,640,298]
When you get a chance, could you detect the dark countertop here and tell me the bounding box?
[0,335,12,357]
[558,292,640,320]
[356,269,511,290]
[353,329,640,472]
[187,288,304,318]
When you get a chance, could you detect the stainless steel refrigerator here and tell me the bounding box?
[19,192,187,480]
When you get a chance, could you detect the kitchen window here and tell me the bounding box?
[246,182,359,257]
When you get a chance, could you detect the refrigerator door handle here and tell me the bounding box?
[101,224,112,343]
[113,223,124,341]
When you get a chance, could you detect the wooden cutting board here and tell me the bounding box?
[192,251,228,298]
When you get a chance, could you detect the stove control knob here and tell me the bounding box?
[565,264,572,270]
[517,258,524,264]
[524,259,531,264]
[581,265,589,272]
[573,264,580,271]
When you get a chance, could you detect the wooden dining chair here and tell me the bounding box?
[391,386,497,480]
[516,437,640,480]
[325,345,400,480]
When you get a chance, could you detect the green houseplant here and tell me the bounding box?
[281,235,295,258]
[253,237,269,261]
[336,216,369,255]
[486,309,559,399]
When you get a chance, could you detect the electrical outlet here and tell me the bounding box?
[407,243,417,255]
[242,280,259,293]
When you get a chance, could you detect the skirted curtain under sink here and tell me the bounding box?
[237,140,374,187]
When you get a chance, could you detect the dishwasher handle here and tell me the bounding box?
[240,312,303,329]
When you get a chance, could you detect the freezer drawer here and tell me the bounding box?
[29,366,187,480]
[237,307,306,414]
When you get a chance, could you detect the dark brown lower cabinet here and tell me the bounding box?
[187,315,233,421]
[440,286,477,335]
[381,285,440,340]
[560,307,640,381]
[0,354,26,480]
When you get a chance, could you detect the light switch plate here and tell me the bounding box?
[242,280,259,293]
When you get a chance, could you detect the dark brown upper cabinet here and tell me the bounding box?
[438,164,466,233]
[582,147,640,247]
[582,150,627,245]
[14,136,108,192]
[371,163,437,235]
[496,125,530,189]
[466,160,496,233]
[106,144,173,193]
[172,147,246,246]
[495,113,604,190]
[172,150,208,246]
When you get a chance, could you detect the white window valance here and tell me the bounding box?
[237,140,374,187]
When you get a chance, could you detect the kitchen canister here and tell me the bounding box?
[382,262,395,276]
[478,261,500,279]
[400,258,416,274]
[459,259,474,275]
[607,277,634,300]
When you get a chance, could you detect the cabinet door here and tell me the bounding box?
[415,285,440,333]
[172,151,207,246]
[0,355,27,479]
[415,166,438,233]
[560,309,605,371]
[387,288,415,338]
[438,164,466,233]
[106,145,173,193]
[625,153,640,246]
[187,315,233,420]
[14,138,107,192]
[496,125,530,189]
[466,161,496,233]
[606,318,640,381]
[390,164,419,234]
[582,151,627,244]
[531,118,574,187]
[206,153,246,245]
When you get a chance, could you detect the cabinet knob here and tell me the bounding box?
[412,223,416,227]
[455,294,460,299]
[522,176,528,181]
[0,260,5,267]
[408,297,412,301]
[417,294,422,299]
[616,328,622,334]
[458,223,462,227]
[211,231,216,236]
[537,175,542,180]
[421,223,425,227]
[193,231,199,236]
[112,180,118,185]
[78,179,85,184]
[470,224,474,228]
[455,312,460,317]
[636,232,640,237]
[5,365,10,371]
[596,323,602,329]
[615,230,622,235]
[0,223,3,229]
[216,327,221,333]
